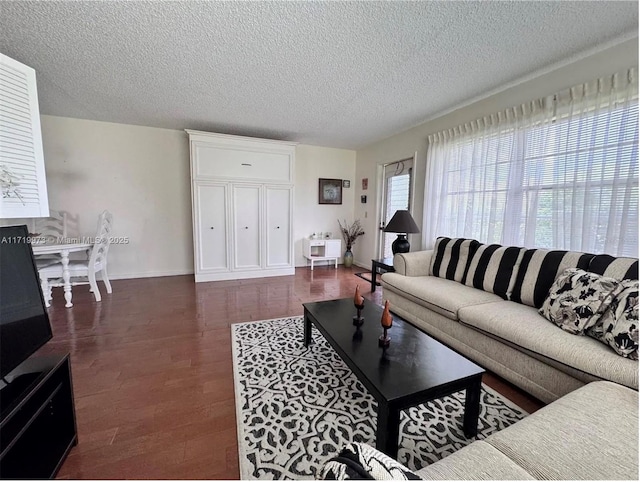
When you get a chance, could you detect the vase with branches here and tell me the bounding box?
[338,219,365,268]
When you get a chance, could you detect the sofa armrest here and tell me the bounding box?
[321,443,421,480]
[393,250,433,277]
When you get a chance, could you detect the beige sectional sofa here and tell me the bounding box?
[381,249,638,404]
[321,243,638,480]
[416,381,638,480]
[322,381,638,479]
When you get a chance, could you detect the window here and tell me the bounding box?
[424,70,638,257]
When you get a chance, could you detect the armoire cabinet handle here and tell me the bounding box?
[244,226,248,229]
[210,227,214,229]
[276,226,280,229]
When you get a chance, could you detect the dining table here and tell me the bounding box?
[32,241,93,308]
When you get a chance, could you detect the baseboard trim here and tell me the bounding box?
[107,261,367,281]
[109,269,194,280]
[195,268,295,282]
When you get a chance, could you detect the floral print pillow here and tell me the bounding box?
[588,279,639,360]
[321,442,421,480]
[539,268,619,335]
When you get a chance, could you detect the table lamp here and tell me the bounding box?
[384,210,420,254]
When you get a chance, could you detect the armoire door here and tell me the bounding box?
[233,185,262,270]
[195,183,229,272]
[265,186,292,268]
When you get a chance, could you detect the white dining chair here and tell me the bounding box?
[33,210,80,268]
[34,210,63,239]
[39,210,113,306]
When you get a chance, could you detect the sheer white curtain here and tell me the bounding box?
[423,68,638,257]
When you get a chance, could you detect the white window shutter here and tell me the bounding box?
[0,53,49,218]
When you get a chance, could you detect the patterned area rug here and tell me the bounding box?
[232,316,528,480]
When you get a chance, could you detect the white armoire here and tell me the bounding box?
[186,130,296,282]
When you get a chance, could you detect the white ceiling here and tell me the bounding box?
[0,1,637,149]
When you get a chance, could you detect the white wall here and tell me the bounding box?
[40,116,194,279]
[38,116,357,278]
[294,145,356,266]
[40,38,633,277]
[353,37,639,267]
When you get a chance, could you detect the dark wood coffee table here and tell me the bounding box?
[371,258,395,292]
[303,298,485,459]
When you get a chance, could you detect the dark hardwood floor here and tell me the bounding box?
[37,266,543,479]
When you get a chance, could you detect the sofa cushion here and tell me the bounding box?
[539,268,619,334]
[588,254,638,280]
[462,244,525,300]
[381,273,503,320]
[416,440,534,480]
[510,249,593,308]
[589,279,639,360]
[458,300,638,388]
[429,237,480,282]
[394,250,433,277]
[484,381,639,480]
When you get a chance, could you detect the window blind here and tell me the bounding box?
[424,69,638,257]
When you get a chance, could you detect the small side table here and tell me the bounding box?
[303,238,341,270]
[371,257,395,292]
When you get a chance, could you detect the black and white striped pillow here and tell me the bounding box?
[462,244,525,299]
[429,237,480,282]
[588,255,638,281]
[510,250,594,308]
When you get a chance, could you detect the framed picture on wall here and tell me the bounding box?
[318,178,343,204]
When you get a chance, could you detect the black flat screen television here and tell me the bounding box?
[0,225,53,379]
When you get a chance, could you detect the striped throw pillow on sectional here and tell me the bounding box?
[429,237,480,282]
[462,244,525,300]
[588,254,638,280]
[510,250,594,308]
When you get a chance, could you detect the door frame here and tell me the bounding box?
[377,154,417,259]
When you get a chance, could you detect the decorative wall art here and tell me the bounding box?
[343,180,351,188]
[362,178,368,190]
[319,178,343,204]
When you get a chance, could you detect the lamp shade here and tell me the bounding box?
[384,210,420,233]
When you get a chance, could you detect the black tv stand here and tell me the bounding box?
[0,353,77,478]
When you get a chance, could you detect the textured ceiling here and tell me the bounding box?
[0,1,637,149]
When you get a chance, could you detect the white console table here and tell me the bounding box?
[303,238,341,270]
